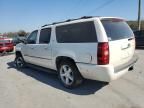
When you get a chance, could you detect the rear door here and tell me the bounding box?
[101,18,135,67]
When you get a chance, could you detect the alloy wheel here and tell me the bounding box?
[60,65,74,85]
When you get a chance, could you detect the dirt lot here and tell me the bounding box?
[0,50,144,108]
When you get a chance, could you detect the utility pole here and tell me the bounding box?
[138,0,141,30]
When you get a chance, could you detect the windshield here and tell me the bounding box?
[101,19,134,41]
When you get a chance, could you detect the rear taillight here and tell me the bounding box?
[97,42,109,65]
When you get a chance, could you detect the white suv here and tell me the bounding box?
[15,16,138,88]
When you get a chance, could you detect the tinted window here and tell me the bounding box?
[56,21,97,43]
[102,19,133,41]
[39,28,51,44]
[27,30,38,44]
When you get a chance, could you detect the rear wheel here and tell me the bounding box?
[58,61,83,88]
[15,55,25,69]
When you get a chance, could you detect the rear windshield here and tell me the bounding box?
[101,19,133,41]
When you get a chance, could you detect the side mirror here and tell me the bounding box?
[23,39,28,44]
[18,38,27,44]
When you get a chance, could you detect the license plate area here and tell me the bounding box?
[121,50,129,59]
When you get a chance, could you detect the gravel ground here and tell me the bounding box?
[0,50,144,108]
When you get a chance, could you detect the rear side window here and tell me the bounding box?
[39,28,51,44]
[101,19,133,41]
[56,21,97,43]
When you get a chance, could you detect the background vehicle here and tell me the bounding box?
[134,30,144,47]
[0,37,14,53]
[15,16,137,88]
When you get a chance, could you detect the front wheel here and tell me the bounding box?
[58,61,83,88]
[15,55,25,69]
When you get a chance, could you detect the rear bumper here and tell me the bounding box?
[76,55,138,82]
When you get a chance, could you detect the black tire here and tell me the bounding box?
[15,54,26,69]
[58,60,83,88]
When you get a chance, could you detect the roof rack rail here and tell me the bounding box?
[52,21,65,25]
[52,19,75,25]
[41,16,95,27]
[65,19,74,22]
[80,16,93,19]
[64,16,94,22]
[41,24,52,27]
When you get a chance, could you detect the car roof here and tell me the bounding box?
[41,16,124,29]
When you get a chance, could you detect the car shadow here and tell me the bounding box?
[7,61,108,95]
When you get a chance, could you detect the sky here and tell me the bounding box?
[0,0,144,33]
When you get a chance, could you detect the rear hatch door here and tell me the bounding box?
[101,18,135,67]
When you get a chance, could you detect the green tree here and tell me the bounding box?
[127,20,144,30]
[17,30,27,37]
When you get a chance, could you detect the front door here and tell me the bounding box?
[31,28,52,68]
[23,30,38,64]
